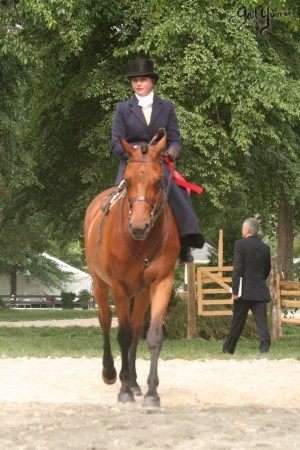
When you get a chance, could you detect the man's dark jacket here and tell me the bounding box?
[232,234,271,302]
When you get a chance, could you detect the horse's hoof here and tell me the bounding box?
[130,386,142,396]
[102,367,117,385]
[118,391,135,404]
[143,395,160,408]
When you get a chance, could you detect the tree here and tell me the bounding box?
[1,0,300,280]
[112,0,300,270]
[1,0,128,241]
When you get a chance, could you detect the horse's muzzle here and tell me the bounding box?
[128,222,151,240]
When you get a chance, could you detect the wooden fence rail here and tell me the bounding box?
[197,266,233,316]
[276,274,300,336]
[195,266,300,337]
[184,230,300,339]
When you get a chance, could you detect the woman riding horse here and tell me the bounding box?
[111,58,204,262]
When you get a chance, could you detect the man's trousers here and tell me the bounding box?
[223,299,271,354]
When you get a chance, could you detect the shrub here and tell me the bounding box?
[163,295,259,340]
[0,297,8,310]
[60,291,76,309]
[78,289,91,309]
[164,295,187,339]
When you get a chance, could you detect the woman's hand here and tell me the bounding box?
[167,146,180,162]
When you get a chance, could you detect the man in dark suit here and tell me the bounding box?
[223,218,271,354]
[111,58,204,262]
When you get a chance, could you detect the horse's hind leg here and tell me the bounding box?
[93,279,117,384]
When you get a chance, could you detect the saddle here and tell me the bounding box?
[97,181,127,243]
[100,180,126,216]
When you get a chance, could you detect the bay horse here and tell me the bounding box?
[84,128,180,407]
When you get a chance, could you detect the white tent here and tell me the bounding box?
[0,254,92,298]
[192,243,215,264]
[42,253,92,295]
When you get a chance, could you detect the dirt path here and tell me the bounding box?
[0,317,103,328]
[1,320,300,449]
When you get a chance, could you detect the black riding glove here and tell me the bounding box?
[167,146,180,162]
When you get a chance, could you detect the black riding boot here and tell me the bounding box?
[179,247,194,263]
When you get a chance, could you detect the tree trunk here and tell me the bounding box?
[277,192,294,280]
[187,262,197,339]
[10,265,17,303]
[269,261,279,342]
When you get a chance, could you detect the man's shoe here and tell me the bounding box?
[179,247,194,263]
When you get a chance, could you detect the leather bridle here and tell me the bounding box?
[120,156,174,271]
[126,157,166,229]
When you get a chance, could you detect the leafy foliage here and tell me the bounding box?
[164,295,259,340]
[77,288,91,308]
[60,290,76,309]
[0,0,299,278]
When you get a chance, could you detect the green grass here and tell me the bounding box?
[0,308,98,322]
[0,316,300,360]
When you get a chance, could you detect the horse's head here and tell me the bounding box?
[120,128,167,240]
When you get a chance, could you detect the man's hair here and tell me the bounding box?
[243,217,260,235]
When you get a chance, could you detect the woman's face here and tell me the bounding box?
[131,77,154,96]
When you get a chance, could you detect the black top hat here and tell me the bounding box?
[126,59,159,81]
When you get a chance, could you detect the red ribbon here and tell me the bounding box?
[166,158,204,196]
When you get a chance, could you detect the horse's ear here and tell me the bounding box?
[151,128,167,157]
[119,138,135,157]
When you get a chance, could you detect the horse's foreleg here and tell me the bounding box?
[143,279,173,408]
[128,338,141,395]
[113,287,135,404]
[143,322,164,407]
[94,280,117,385]
[129,292,150,396]
[117,324,134,403]
[102,323,117,384]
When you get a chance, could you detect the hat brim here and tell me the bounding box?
[126,72,159,81]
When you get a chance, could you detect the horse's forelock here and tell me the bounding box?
[141,143,148,155]
[129,142,162,161]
